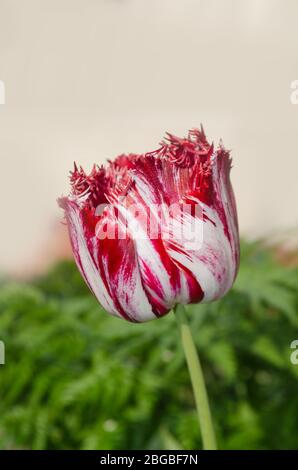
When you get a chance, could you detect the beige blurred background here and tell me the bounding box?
[0,0,297,276]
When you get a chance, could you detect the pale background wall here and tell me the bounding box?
[0,0,297,275]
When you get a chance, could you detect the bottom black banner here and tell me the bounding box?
[0,449,297,466]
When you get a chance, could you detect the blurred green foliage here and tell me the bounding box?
[0,240,298,450]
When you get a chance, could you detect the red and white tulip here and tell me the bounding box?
[59,128,239,322]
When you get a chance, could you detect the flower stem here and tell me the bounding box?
[174,304,217,450]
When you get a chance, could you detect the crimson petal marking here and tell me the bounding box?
[117,178,205,311]
[61,199,121,318]
[129,159,205,306]
[115,189,182,314]
[131,155,195,206]
[95,210,156,322]
[165,199,236,302]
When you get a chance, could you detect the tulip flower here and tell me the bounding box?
[59,127,239,450]
[59,127,239,321]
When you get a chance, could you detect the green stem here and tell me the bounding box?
[174,304,217,450]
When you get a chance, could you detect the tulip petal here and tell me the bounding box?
[94,208,157,322]
[118,165,204,311]
[59,198,122,317]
